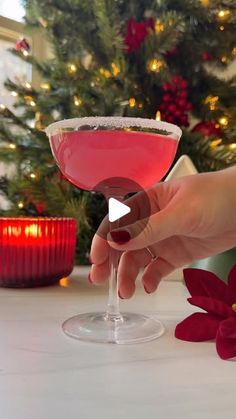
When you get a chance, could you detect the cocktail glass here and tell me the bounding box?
[45,117,181,344]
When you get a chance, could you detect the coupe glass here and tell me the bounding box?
[45,117,181,344]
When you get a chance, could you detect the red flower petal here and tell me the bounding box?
[183,268,227,301]
[226,264,236,305]
[188,296,232,318]
[175,312,220,341]
[216,317,236,360]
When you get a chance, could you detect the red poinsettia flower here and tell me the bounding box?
[124,18,154,53]
[175,264,236,360]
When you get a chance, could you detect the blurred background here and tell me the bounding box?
[0,0,235,264]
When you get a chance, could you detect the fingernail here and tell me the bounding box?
[118,290,124,299]
[88,273,93,284]
[144,285,151,294]
[110,230,131,244]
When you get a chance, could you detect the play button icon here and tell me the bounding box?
[108,198,131,222]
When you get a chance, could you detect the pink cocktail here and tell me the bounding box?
[51,130,178,192]
[46,117,181,344]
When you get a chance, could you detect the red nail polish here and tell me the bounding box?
[110,230,131,244]
[118,290,124,299]
[88,273,93,284]
[144,285,151,294]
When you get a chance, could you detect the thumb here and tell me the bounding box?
[107,207,182,251]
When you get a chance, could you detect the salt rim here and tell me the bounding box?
[45,116,182,140]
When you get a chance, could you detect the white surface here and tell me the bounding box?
[0,267,235,419]
[108,198,131,222]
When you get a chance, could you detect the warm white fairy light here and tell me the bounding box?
[0,104,6,110]
[29,100,36,107]
[218,116,229,127]
[29,173,36,179]
[8,143,16,149]
[22,50,29,57]
[11,91,18,97]
[155,110,161,121]
[25,82,32,89]
[67,63,77,73]
[128,97,136,108]
[40,82,50,90]
[74,96,82,106]
[217,10,230,20]
[18,201,24,209]
[229,143,236,151]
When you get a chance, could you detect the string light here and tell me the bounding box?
[204,95,219,111]
[59,277,70,287]
[29,173,36,179]
[67,63,77,74]
[40,82,50,90]
[74,96,82,106]
[0,104,6,110]
[219,25,225,31]
[128,97,136,108]
[8,143,16,149]
[25,82,32,89]
[22,50,29,57]
[99,67,111,78]
[18,202,24,209]
[232,47,236,56]
[138,103,143,109]
[155,20,164,33]
[11,91,18,97]
[229,143,236,151]
[155,110,161,121]
[111,62,120,77]
[221,56,228,63]
[147,58,164,73]
[211,138,222,148]
[30,100,36,107]
[217,10,230,20]
[218,116,229,127]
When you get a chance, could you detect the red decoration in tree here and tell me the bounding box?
[175,265,236,360]
[124,18,154,53]
[15,38,30,53]
[159,75,192,127]
[201,51,213,61]
[192,121,222,138]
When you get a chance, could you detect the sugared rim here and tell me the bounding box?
[45,116,182,140]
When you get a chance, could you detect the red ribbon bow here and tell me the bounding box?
[175,264,236,360]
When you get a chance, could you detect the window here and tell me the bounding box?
[0,0,25,22]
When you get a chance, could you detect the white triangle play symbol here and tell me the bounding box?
[108,198,131,223]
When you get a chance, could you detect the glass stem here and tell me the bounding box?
[104,193,124,322]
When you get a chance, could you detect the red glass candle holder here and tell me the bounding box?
[0,217,77,288]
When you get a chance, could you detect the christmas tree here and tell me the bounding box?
[0,0,236,263]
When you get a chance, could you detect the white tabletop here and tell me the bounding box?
[0,267,235,419]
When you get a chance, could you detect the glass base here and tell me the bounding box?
[62,312,165,344]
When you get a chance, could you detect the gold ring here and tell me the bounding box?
[146,246,157,261]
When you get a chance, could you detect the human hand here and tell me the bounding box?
[89,167,236,298]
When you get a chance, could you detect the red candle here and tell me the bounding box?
[0,218,76,287]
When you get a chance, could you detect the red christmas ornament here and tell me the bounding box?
[124,18,154,53]
[34,201,45,214]
[201,51,213,61]
[158,75,192,127]
[192,121,222,138]
[15,38,30,53]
